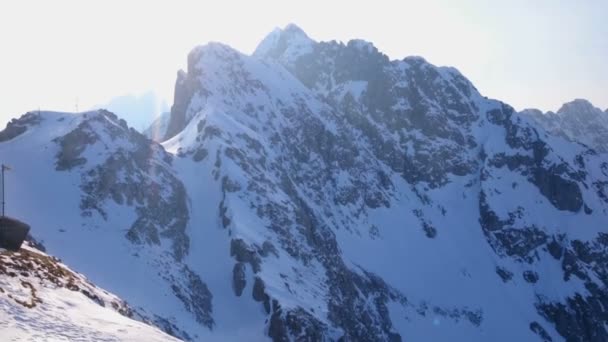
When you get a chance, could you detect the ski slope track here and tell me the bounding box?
[1,24,608,341]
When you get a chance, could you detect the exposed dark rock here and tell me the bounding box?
[535,233,608,341]
[222,176,242,193]
[252,277,271,314]
[232,262,246,297]
[260,240,279,258]
[422,222,437,238]
[170,266,214,329]
[529,321,553,342]
[192,148,208,162]
[0,112,42,142]
[562,249,588,282]
[269,303,330,342]
[219,198,231,229]
[488,152,583,213]
[533,168,583,212]
[496,266,513,282]
[150,316,192,341]
[230,239,261,273]
[523,270,539,283]
[547,237,564,260]
[164,69,204,141]
[536,293,608,342]
[479,191,548,262]
[54,122,97,170]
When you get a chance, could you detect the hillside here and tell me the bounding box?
[0,242,181,341]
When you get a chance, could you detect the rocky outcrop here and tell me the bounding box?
[54,110,190,261]
[0,112,42,142]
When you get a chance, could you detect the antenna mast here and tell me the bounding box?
[1,164,10,217]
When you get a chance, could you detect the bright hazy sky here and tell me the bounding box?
[1,0,606,127]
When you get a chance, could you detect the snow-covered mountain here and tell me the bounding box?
[522,99,608,153]
[2,24,608,341]
[0,241,180,341]
[0,109,215,340]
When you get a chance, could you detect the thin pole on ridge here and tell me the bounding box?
[1,164,10,217]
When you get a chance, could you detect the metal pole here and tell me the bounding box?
[1,164,4,217]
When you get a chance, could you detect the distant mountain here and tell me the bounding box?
[2,24,608,341]
[521,99,608,153]
[143,111,171,142]
[94,91,169,132]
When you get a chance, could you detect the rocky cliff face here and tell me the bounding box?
[2,25,608,341]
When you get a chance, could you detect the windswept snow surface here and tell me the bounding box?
[0,246,180,342]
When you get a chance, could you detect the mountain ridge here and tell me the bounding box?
[521,98,608,153]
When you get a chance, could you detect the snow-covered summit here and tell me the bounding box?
[253,23,315,63]
[557,98,598,116]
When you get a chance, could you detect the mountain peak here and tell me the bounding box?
[253,23,315,62]
[557,98,598,116]
[283,23,308,36]
[346,39,378,54]
[519,108,544,117]
[524,98,608,153]
[188,42,240,68]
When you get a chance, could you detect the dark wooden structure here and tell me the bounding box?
[0,216,30,251]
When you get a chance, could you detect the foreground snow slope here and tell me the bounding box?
[0,243,180,341]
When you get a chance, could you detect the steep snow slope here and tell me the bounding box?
[522,99,608,153]
[2,24,608,342]
[0,243,180,341]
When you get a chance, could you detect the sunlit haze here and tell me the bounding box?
[1,0,606,127]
